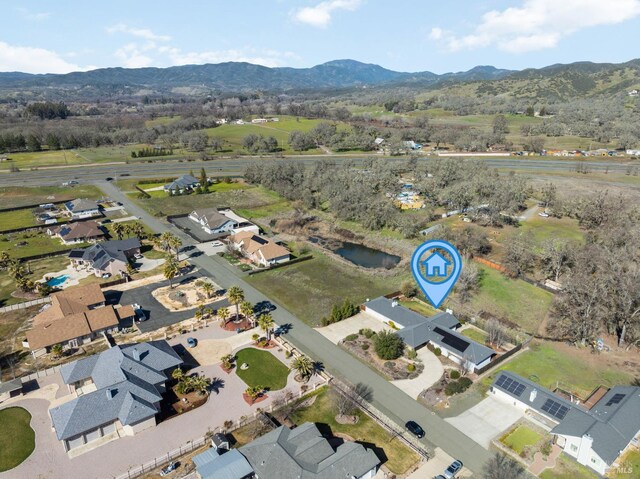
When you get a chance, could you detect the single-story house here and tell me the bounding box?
[193,422,379,479]
[0,378,23,403]
[374,137,385,146]
[228,231,291,267]
[189,209,237,234]
[24,284,135,355]
[164,174,199,193]
[64,199,101,219]
[69,238,141,277]
[363,297,495,371]
[491,371,640,476]
[49,341,182,452]
[47,220,106,245]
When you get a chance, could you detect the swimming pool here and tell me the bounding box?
[46,275,69,287]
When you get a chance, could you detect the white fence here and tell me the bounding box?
[0,297,50,313]
[20,365,61,383]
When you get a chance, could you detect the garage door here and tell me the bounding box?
[84,427,103,443]
[102,422,116,435]
[66,434,85,450]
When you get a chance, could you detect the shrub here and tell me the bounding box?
[540,441,553,457]
[405,348,417,360]
[387,320,398,330]
[459,377,472,389]
[285,350,292,359]
[361,344,369,351]
[400,281,417,298]
[252,333,260,342]
[450,370,461,379]
[407,363,416,372]
[445,377,473,396]
[326,299,360,325]
[359,328,375,339]
[344,333,359,342]
[434,347,442,356]
[374,331,405,360]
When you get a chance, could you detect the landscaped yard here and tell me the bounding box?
[461,327,489,344]
[0,255,69,307]
[480,342,636,399]
[399,298,438,317]
[0,231,83,259]
[539,452,600,479]
[0,209,39,231]
[500,425,543,455]
[248,248,410,326]
[520,215,584,245]
[0,407,36,472]
[607,449,640,479]
[235,348,290,391]
[291,387,420,475]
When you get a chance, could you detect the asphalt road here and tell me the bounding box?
[97,180,493,473]
[1,155,638,187]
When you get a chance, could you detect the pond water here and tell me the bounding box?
[310,236,401,269]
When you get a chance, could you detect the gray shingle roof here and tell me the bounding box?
[65,198,100,213]
[365,297,494,364]
[51,340,182,441]
[193,449,253,479]
[74,238,141,271]
[164,174,199,191]
[493,371,640,465]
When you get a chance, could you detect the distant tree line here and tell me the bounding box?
[24,101,71,120]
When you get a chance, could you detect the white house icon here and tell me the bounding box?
[421,251,450,277]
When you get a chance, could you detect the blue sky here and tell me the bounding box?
[2,0,640,74]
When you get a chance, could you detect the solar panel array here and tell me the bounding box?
[495,375,526,397]
[605,393,625,406]
[433,327,470,353]
[541,398,569,420]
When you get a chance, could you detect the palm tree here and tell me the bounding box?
[240,301,254,326]
[159,232,182,260]
[51,344,64,358]
[291,356,315,381]
[217,307,230,325]
[201,282,215,299]
[227,286,244,320]
[163,256,180,288]
[194,305,204,322]
[112,222,124,240]
[258,313,275,340]
[129,221,146,240]
[0,251,10,270]
[191,375,211,396]
[171,367,184,382]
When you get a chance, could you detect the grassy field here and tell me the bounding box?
[234,348,290,391]
[399,298,438,317]
[144,115,182,127]
[0,306,39,361]
[0,255,69,307]
[607,449,640,479]
[248,248,410,326]
[0,208,39,231]
[540,453,600,479]
[0,407,35,472]
[500,425,543,455]
[461,327,489,344]
[451,264,553,333]
[480,342,635,398]
[291,387,419,475]
[0,231,81,259]
[519,215,584,245]
[0,185,103,209]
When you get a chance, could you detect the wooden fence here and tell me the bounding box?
[246,255,313,275]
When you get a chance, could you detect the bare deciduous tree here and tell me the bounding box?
[482,452,526,479]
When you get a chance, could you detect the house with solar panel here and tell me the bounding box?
[491,371,640,475]
[363,297,495,372]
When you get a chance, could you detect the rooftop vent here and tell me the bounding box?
[530,389,537,403]
[106,388,115,400]
[391,300,398,307]
[132,348,140,361]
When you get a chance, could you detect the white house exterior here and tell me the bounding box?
[491,371,640,476]
[64,199,101,219]
[189,208,260,236]
[228,231,291,267]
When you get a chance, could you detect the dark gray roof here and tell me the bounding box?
[164,174,199,191]
[238,423,379,479]
[0,378,23,395]
[365,297,493,364]
[212,432,229,447]
[493,371,640,465]
[74,238,141,271]
[193,449,253,479]
[52,340,182,440]
[65,198,99,213]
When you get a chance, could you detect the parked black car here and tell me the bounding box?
[405,420,425,438]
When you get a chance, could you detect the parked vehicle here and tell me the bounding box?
[133,304,147,322]
[159,461,178,476]
[105,177,114,181]
[405,420,425,439]
[62,180,79,186]
[443,460,463,479]
[101,273,111,279]
[187,337,197,348]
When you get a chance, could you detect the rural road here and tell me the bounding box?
[97,180,493,474]
[1,155,638,187]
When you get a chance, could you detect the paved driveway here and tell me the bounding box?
[407,447,472,478]
[391,348,444,399]
[315,312,390,344]
[445,396,524,448]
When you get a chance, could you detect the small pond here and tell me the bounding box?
[310,236,401,269]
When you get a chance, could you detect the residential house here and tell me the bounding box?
[363,297,495,371]
[193,422,379,479]
[251,118,268,123]
[628,89,638,97]
[25,284,135,355]
[163,174,200,194]
[228,231,291,267]
[64,199,101,219]
[188,208,259,236]
[47,220,106,245]
[374,137,385,146]
[49,341,182,452]
[491,371,640,476]
[69,238,141,277]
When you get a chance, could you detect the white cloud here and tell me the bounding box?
[293,0,361,28]
[16,8,50,21]
[0,42,87,74]
[431,0,640,53]
[159,46,298,68]
[106,23,171,42]
[114,43,155,68]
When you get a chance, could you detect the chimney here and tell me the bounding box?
[391,300,398,308]
[132,348,140,361]
[106,388,115,400]
[529,389,537,403]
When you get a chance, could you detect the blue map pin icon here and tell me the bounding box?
[411,240,462,309]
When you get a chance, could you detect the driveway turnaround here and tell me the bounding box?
[97,181,494,474]
[445,396,524,448]
[391,348,444,399]
[315,311,390,345]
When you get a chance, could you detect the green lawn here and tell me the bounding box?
[248,248,410,326]
[0,185,103,209]
[540,453,600,479]
[291,387,419,475]
[461,327,489,344]
[454,264,553,333]
[0,209,39,231]
[500,425,543,454]
[0,149,88,169]
[234,348,290,391]
[607,449,640,479]
[480,342,635,398]
[399,298,438,317]
[0,231,83,259]
[520,215,584,245]
[0,407,35,472]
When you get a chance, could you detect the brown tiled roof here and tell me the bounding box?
[115,305,135,321]
[85,307,119,331]
[229,231,255,243]
[33,284,105,325]
[55,221,105,241]
[257,242,290,260]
